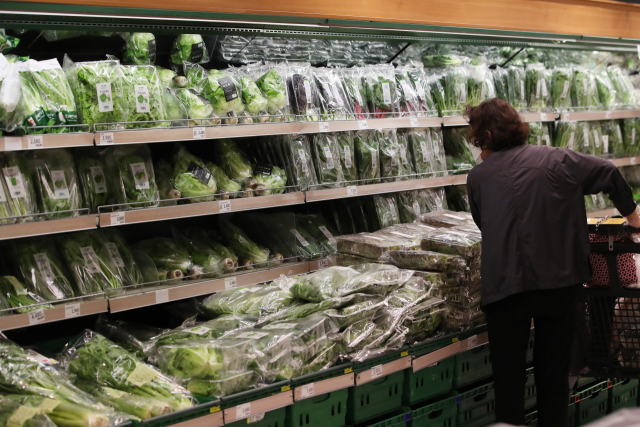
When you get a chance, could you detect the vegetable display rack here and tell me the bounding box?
[579,217,640,379]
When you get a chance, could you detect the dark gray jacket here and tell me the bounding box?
[467,144,636,306]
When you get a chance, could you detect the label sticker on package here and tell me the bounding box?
[4,167,27,199]
[303,80,312,104]
[480,83,486,101]
[190,42,204,62]
[583,128,589,147]
[568,132,575,150]
[536,80,541,98]
[184,326,211,335]
[34,253,55,285]
[301,383,315,399]
[382,82,392,105]
[291,229,310,247]
[65,303,81,318]
[618,126,623,143]
[134,85,150,113]
[298,149,308,174]
[237,331,269,340]
[7,405,39,426]
[459,83,466,103]
[130,162,150,190]
[420,139,429,163]
[51,170,70,199]
[96,83,114,112]
[371,364,383,379]
[322,146,334,169]
[90,166,107,194]
[594,131,600,148]
[412,201,421,216]
[127,363,158,387]
[344,145,352,168]
[80,246,101,274]
[38,399,61,413]
[371,150,377,169]
[583,78,588,94]
[399,145,408,165]
[541,79,548,97]
[236,403,251,420]
[224,277,237,289]
[25,350,57,365]
[560,81,570,99]
[544,135,550,146]
[331,84,344,106]
[603,135,609,153]
[263,323,297,330]
[218,76,238,102]
[520,80,525,100]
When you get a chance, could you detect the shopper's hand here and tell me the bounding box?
[626,208,640,229]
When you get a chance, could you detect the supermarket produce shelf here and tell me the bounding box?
[412,331,489,372]
[588,208,619,218]
[560,110,640,121]
[611,157,640,167]
[108,261,311,313]
[98,192,306,227]
[298,117,442,133]
[0,133,94,151]
[442,116,468,127]
[0,215,97,241]
[305,174,468,202]
[0,298,108,331]
[520,112,556,122]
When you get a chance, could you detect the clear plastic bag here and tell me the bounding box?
[395,190,421,223]
[123,32,156,65]
[119,64,166,128]
[373,194,401,228]
[169,34,209,72]
[550,67,573,112]
[527,122,551,146]
[379,250,466,272]
[418,209,474,228]
[419,227,482,260]
[362,64,397,118]
[339,67,368,119]
[466,64,495,108]
[103,144,159,209]
[0,399,58,427]
[407,128,432,175]
[312,132,345,189]
[571,68,600,111]
[403,65,437,117]
[169,88,219,126]
[286,63,320,121]
[396,130,415,180]
[170,143,217,202]
[594,70,617,110]
[134,237,201,280]
[608,66,637,109]
[200,285,293,317]
[376,128,402,181]
[600,120,624,157]
[183,227,238,274]
[297,213,340,254]
[220,219,271,268]
[289,266,361,302]
[430,128,448,176]
[417,187,448,213]
[0,275,51,314]
[29,58,79,133]
[354,129,380,184]
[507,65,527,111]
[1,151,39,222]
[492,67,509,102]
[74,148,109,213]
[281,134,317,191]
[525,64,551,112]
[161,88,189,127]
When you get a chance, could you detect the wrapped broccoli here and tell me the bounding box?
[312,132,345,188]
[123,33,156,65]
[170,143,217,202]
[104,144,159,209]
[169,34,208,72]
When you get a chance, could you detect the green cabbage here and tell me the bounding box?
[169,34,207,69]
[170,143,217,201]
[123,33,156,65]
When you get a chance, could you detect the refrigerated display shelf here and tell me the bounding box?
[0,297,108,331]
[0,215,97,241]
[560,110,640,122]
[0,132,94,151]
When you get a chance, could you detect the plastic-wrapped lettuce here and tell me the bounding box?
[161,89,188,127]
[231,68,268,123]
[286,63,319,122]
[29,59,79,132]
[119,64,166,128]
[525,64,550,112]
[571,68,599,111]
[492,67,509,102]
[200,285,293,317]
[466,64,495,108]
[169,34,208,72]
[100,228,143,287]
[312,132,345,188]
[553,120,577,150]
[171,227,226,279]
[134,237,200,279]
[251,164,287,196]
[354,129,380,184]
[123,33,156,65]
[608,66,636,109]
[396,130,416,180]
[439,66,467,116]
[297,213,339,253]
[362,64,397,118]
[280,134,317,191]
[0,30,19,53]
[0,275,51,313]
[156,66,185,89]
[527,122,551,146]
[601,120,624,157]
[550,67,572,112]
[373,194,401,228]
[170,143,216,202]
[416,187,448,213]
[183,227,238,273]
[74,148,109,213]
[11,236,75,300]
[506,66,526,111]
[340,67,367,119]
[171,87,218,126]
[212,139,253,186]
[28,149,83,219]
[220,219,269,268]
[104,144,159,209]
[1,151,39,222]
[622,118,640,157]
[595,70,617,110]
[443,127,476,173]
[253,65,290,122]
[200,162,238,199]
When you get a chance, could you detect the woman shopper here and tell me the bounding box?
[465,98,640,427]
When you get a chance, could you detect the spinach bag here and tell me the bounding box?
[600,120,624,157]
[407,128,432,175]
[104,144,159,209]
[1,151,38,222]
[75,148,110,213]
[336,132,357,182]
[281,134,317,191]
[354,129,380,184]
[396,130,416,180]
[430,128,448,177]
[396,190,421,223]
[362,64,397,118]
[340,67,368,119]
[376,128,402,181]
[312,132,345,189]
[492,67,509,102]
[373,194,401,228]
[571,68,599,111]
[622,118,640,157]
[507,66,526,111]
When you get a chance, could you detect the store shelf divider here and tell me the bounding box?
[0,215,97,240]
[291,364,355,401]
[0,298,108,331]
[222,381,294,423]
[0,133,94,151]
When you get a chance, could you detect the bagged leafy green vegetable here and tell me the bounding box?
[622,118,640,157]
[396,130,416,179]
[169,34,208,72]
[280,134,317,191]
[314,67,349,121]
[134,237,200,279]
[527,121,551,146]
[183,227,238,273]
[506,66,526,111]
[492,67,509,102]
[443,127,476,173]
[373,194,401,228]
[440,66,468,116]
[29,59,79,132]
[74,148,109,213]
[363,64,397,118]
[407,128,432,174]
[12,237,75,300]
[291,223,324,259]
[553,120,577,150]
[340,67,367,119]
[419,227,482,259]
[608,66,637,109]
[254,64,290,121]
[205,162,241,197]
[466,64,495,107]
[200,285,293,317]
[297,213,339,253]
[380,250,466,272]
[172,227,225,278]
[0,171,15,225]
[595,70,617,110]
[376,128,402,181]
[430,128,448,176]
[104,144,159,209]
[418,209,473,228]
[335,132,357,182]
[29,148,83,219]
[253,165,287,196]
[396,190,421,223]
[170,88,218,126]
[312,132,345,188]
[170,143,216,202]
[286,63,320,121]
[600,120,624,157]
[220,219,269,268]
[161,88,188,127]
[100,228,143,287]
[0,30,19,53]
[354,129,380,184]
[571,68,600,111]
[123,33,156,65]
[550,67,572,112]
[154,159,179,205]
[1,151,38,221]
[212,139,253,185]
[445,185,470,212]
[416,187,448,213]
[395,67,422,117]
[9,62,53,133]
[0,276,50,313]
[2,394,112,427]
[590,121,605,157]
[156,66,185,89]
[119,64,166,128]
[525,64,550,112]
[234,68,269,123]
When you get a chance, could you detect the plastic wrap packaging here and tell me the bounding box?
[205,162,241,198]
[28,149,83,219]
[172,227,227,279]
[0,399,58,427]
[396,130,415,180]
[527,121,551,146]
[443,127,476,174]
[169,88,218,126]
[405,65,437,116]
[379,250,466,272]
[212,139,253,188]
[0,59,21,132]
[155,159,179,206]
[601,120,625,157]
[312,132,345,188]
[119,64,166,128]
[374,194,401,228]
[445,185,471,212]
[29,59,79,132]
[417,187,448,213]
[155,66,181,89]
[11,237,75,300]
[103,144,159,209]
[340,67,368,119]
[507,66,527,111]
[525,64,551,112]
[376,128,402,181]
[569,121,594,155]
[584,193,607,212]
[170,143,216,202]
[622,118,640,156]
[466,64,495,108]
[220,219,270,268]
[395,67,422,117]
[362,64,397,118]
[419,209,474,228]
[0,30,19,53]
[3,62,53,134]
[550,67,573,112]
[335,253,373,267]
[297,213,339,253]
[419,227,482,260]
[553,120,578,150]
[430,128,448,176]
[289,266,361,302]
[402,297,446,344]
[61,331,194,411]
[354,129,380,184]
[337,233,419,260]
[335,132,358,182]
[492,67,509,102]
[74,148,109,213]
[291,223,324,260]
[122,33,156,65]
[286,63,319,121]
[407,128,433,175]
[590,121,605,157]
[0,276,51,314]
[281,134,317,191]
[100,229,143,287]
[66,58,125,130]
[395,190,421,223]
[252,165,287,196]
[313,68,349,121]
[253,64,290,122]
[441,66,468,116]
[161,88,189,127]
[182,227,238,274]
[571,68,600,111]
[134,237,200,280]
[1,151,39,222]
[608,66,637,109]
[169,34,209,72]
[595,70,617,110]
[325,296,385,331]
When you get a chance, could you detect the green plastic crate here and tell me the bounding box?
[453,344,492,389]
[524,410,537,427]
[610,379,638,412]
[576,381,609,426]
[568,400,576,427]
[456,383,495,427]
[408,394,457,427]
[526,329,534,364]
[286,389,348,427]
[225,407,286,427]
[524,368,536,410]
[403,357,455,406]
[526,401,577,427]
[347,370,405,425]
[366,409,412,427]
[135,400,221,427]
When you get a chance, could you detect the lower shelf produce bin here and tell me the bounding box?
[407,394,457,427]
[576,381,610,426]
[456,383,495,427]
[609,379,639,412]
[225,407,286,427]
[453,344,492,389]
[403,357,455,406]
[286,389,349,427]
[524,368,536,410]
[134,400,223,427]
[347,370,405,425]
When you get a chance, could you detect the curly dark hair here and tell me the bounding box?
[464,98,530,151]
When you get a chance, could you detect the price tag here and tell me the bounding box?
[236,403,251,420]
[219,200,231,213]
[99,132,114,145]
[468,335,478,349]
[28,308,45,325]
[225,277,238,289]
[319,122,330,132]
[371,364,383,380]
[347,186,357,196]
[605,111,612,119]
[409,117,419,127]
[631,157,637,165]
[156,289,169,304]
[318,259,328,270]
[539,113,547,121]
[301,383,315,399]
[358,120,369,130]
[4,137,22,151]
[563,113,571,121]
[110,212,125,226]
[65,303,81,318]
[27,135,44,149]
[193,127,206,139]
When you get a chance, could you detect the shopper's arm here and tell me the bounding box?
[467,173,482,230]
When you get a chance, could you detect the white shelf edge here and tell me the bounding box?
[0,298,108,331]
